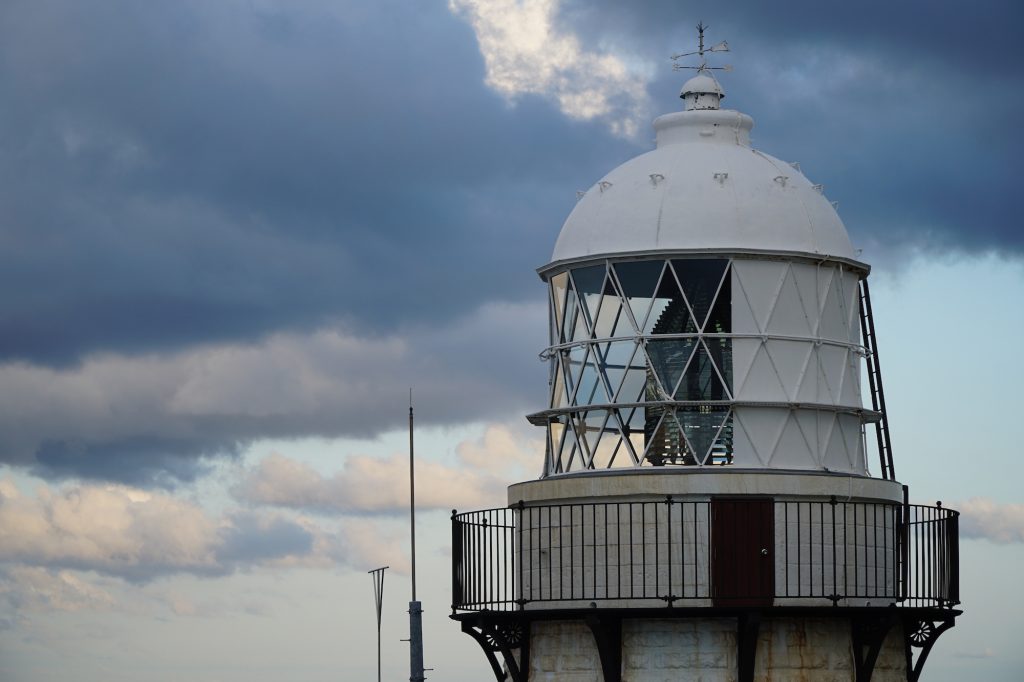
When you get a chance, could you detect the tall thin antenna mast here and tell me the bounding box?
[408,389,425,682]
[409,388,417,602]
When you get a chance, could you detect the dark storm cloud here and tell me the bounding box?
[31,436,229,488]
[560,0,1024,256]
[0,0,631,366]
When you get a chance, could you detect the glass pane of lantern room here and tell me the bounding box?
[645,265,692,335]
[578,410,610,467]
[675,340,729,401]
[702,263,731,335]
[678,406,731,465]
[613,260,665,333]
[672,259,729,332]
[593,276,626,339]
[563,345,587,399]
[561,285,579,343]
[704,336,732,392]
[616,344,648,403]
[644,410,693,466]
[550,355,567,408]
[596,341,636,400]
[548,418,567,473]
[647,338,696,398]
[619,405,646,465]
[550,272,569,336]
[574,347,608,406]
[571,265,606,334]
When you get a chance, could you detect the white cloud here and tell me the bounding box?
[0,478,221,576]
[236,423,541,514]
[0,300,546,484]
[449,0,649,136]
[0,566,115,613]
[958,498,1024,544]
[0,476,403,582]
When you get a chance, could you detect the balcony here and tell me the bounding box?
[451,498,958,614]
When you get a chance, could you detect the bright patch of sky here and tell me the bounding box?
[867,254,1024,505]
[449,0,651,136]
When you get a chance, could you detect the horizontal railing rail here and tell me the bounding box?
[451,499,959,613]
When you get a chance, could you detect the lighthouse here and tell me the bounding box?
[451,32,960,682]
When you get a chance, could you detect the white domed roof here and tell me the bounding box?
[681,73,722,97]
[551,106,856,264]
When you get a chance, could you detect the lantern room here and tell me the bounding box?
[531,76,874,478]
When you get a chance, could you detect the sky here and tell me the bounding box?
[0,0,1022,680]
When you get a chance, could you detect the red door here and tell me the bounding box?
[712,498,774,606]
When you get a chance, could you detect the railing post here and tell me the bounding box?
[515,500,526,608]
[935,501,944,607]
[900,485,909,603]
[665,495,674,605]
[949,511,960,605]
[451,509,460,614]
[829,496,839,604]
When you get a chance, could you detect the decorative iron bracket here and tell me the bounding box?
[461,619,529,682]
[902,614,956,682]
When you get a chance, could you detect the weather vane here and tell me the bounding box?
[671,21,731,73]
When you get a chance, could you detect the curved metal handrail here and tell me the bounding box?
[451,500,959,613]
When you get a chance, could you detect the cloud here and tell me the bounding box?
[0,302,547,485]
[1,0,1021,492]
[958,498,1024,544]
[0,478,221,579]
[0,0,1018,372]
[557,0,1024,257]
[0,476,397,582]
[0,0,625,367]
[449,0,650,136]
[0,566,116,614]
[236,424,541,514]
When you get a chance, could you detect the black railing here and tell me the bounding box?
[451,499,958,613]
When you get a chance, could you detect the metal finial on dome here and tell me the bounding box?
[671,22,731,110]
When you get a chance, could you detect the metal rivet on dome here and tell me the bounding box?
[575,191,586,200]
[598,181,613,193]
[713,172,728,184]
[649,173,665,186]
[831,200,840,210]
[812,184,824,193]
[774,175,788,187]
[789,161,801,172]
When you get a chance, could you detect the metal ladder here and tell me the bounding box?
[858,278,896,480]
